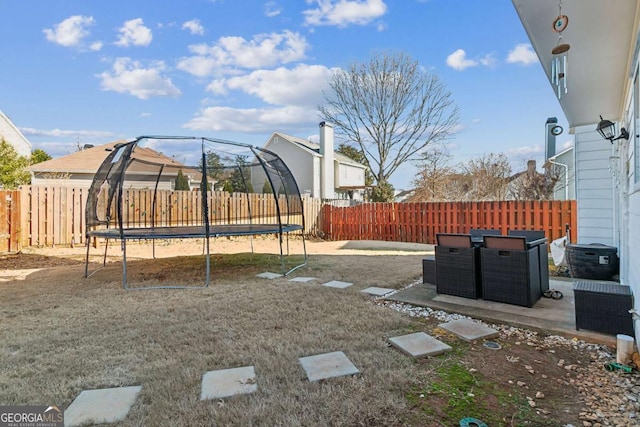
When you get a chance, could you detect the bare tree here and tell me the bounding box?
[460,153,512,201]
[319,51,459,202]
[409,143,456,201]
[507,160,556,200]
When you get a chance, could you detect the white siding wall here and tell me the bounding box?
[629,189,640,338]
[574,125,615,245]
[312,156,321,197]
[264,137,317,197]
[335,162,365,187]
[624,64,640,341]
[0,111,32,157]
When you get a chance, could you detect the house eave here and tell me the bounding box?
[512,0,639,126]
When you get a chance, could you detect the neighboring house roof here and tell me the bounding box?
[268,132,367,169]
[30,140,192,174]
[0,110,32,157]
[394,189,414,202]
[548,145,573,161]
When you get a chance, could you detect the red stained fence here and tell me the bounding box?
[321,200,577,244]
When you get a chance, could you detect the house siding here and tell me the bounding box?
[574,126,615,246]
[0,111,32,157]
[264,136,317,197]
[628,190,640,335]
[336,162,365,188]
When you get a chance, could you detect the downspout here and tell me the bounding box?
[548,158,569,200]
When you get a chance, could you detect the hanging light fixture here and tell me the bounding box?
[551,1,570,99]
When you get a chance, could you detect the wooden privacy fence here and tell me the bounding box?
[0,190,21,252]
[322,200,577,244]
[0,187,324,249]
[1,187,578,250]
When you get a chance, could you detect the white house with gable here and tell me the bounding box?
[262,122,368,199]
[0,110,32,157]
[512,0,640,341]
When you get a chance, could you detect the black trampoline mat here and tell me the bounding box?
[88,224,303,239]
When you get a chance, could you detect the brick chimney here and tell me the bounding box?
[319,121,335,199]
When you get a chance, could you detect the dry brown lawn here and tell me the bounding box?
[0,238,615,426]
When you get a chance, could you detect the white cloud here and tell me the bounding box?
[115,18,153,47]
[446,49,478,71]
[506,145,543,157]
[177,30,309,77]
[97,57,181,99]
[303,0,387,28]
[89,41,103,51]
[506,43,538,65]
[20,128,113,138]
[43,15,96,48]
[177,56,222,78]
[208,64,334,106]
[187,64,335,132]
[184,105,314,132]
[264,1,282,17]
[479,53,497,68]
[182,19,205,35]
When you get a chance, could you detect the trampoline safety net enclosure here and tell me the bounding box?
[84,136,307,289]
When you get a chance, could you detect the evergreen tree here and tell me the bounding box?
[174,169,190,190]
[222,180,234,193]
[262,179,273,194]
[229,155,253,192]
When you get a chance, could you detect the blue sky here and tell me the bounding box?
[0,0,572,189]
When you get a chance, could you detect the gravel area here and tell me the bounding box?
[378,280,640,427]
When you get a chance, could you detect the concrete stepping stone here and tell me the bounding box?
[256,272,282,279]
[299,351,359,382]
[321,280,353,289]
[200,366,258,400]
[361,286,395,296]
[438,319,499,342]
[289,276,316,283]
[388,332,452,358]
[64,385,142,427]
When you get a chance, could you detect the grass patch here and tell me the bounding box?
[409,362,553,426]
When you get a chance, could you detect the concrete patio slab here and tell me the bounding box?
[289,276,316,283]
[321,280,353,289]
[361,287,395,296]
[256,272,282,279]
[299,351,359,382]
[388,332,452,358]
[438,318,500,342]
[200,366,257,400]
[64,385,142,427]
[385,278,616,346]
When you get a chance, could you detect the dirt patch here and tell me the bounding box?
[0,238,636,426]
[0,252,83,270]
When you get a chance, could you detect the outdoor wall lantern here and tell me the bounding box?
[597,115,629,143]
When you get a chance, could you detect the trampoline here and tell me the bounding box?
[84,136,307,289]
